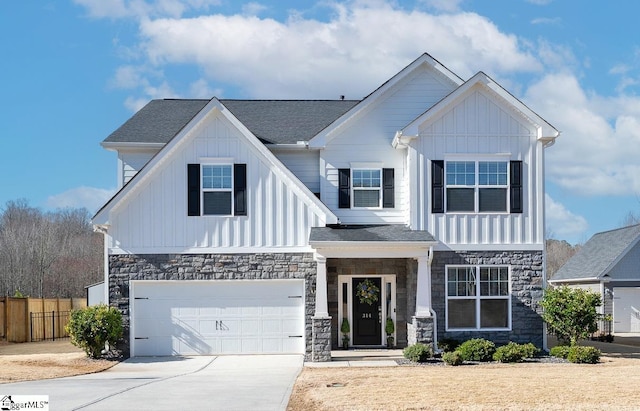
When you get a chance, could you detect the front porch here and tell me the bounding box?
[309,225,437,362]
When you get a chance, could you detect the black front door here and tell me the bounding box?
[352,277,382,345]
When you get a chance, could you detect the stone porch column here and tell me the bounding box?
[312,254,331,361]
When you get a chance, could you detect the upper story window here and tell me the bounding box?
[446,161,508,212]
[338,167,395,209]
[432,159,522,214]
[352,169,381,208]
[187,162,246,217]
[202,164,233,215]
[446,265,510,330]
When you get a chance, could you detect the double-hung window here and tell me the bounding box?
[202,164,232,215]
[352,169,381,208]
[445,160,508,212]
[187,162,247,217]
[446,266,510,330]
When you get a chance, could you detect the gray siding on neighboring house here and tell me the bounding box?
[108,253,317,359]
[431,250,545,347]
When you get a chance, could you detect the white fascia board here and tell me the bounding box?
[107,245,316,255]
[308,54,463,149]
[401,72,560,141]
[548,278,602,285]
[310,241,435,258]
[100,142,166,152]
[434,243,545,252]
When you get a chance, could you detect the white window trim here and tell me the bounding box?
[201,163,234,216]
[444,157,510,214]
[351,168,382,209]
[444,264,512,331]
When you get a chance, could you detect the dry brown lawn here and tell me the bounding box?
[287,355,640,411]
[0,340,116,383]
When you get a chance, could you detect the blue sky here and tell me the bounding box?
[2,0,640,245]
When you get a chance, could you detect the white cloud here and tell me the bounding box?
[46,187,116,213]
[241,2,268,17]
[545,194,588,239]
[134,3,540,99]
[525,73,640,197]
[420,0,464,13]
[526,0,553,5]
[530,17,561,25]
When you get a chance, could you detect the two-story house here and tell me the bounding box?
[93,53,558,361]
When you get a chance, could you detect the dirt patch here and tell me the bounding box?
[0,340,117,383]
[287,355,640,410]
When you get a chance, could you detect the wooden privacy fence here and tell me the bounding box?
[0,297,86,343]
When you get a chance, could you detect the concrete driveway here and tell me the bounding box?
[1,355,303,410]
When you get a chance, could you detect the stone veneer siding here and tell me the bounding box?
[327,258,410,348]
[430,250,545,348]
[108,253,317,360]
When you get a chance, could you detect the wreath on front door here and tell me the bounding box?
[356,279,380,305]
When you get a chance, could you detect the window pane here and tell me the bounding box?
[480,267,509,296]
[448,299,476,328]
[202,165,232,189]
[203,191,232,215]
[480,299,509,328]
[447,188,474,212]
[446,161,475,185]
[353,190,380,207]
[479,161,507,186]
[353,169,380,188]
[448,267,476,296]
[479,188,507,212]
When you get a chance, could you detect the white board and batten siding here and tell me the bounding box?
[414,87,545,248]
[320,67,456,225]
[118,150,159,188]
[130,280,305,356]
[106,109,329,254]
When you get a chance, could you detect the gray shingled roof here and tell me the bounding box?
[310,225,436,242]
[103,99,359,145]
[551,224,640,282]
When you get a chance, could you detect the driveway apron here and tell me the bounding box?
[0,355,303,411]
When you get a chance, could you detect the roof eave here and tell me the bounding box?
[101,141,166,152]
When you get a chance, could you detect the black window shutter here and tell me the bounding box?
[187,164,201,216]
[432,160,444,213]
[338,168,350,208]
[234,163,247,216]
[510,160,523,213]
[382,168,394,208]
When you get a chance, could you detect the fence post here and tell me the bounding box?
[30,312,33,343]
[52,311,55,341]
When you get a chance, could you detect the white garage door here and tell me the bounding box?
[130,280,305,356]
[613,287,640,333]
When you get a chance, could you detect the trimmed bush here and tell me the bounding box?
[458,338,496,362]
[403,343,433,362]
[438,338,460,353]
[442,350,464,366]
[66,304,123,359]
[549,345,571,359]
[493,342,538,363]
[567,345,601,364]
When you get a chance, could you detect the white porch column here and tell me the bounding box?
[415,249,433,317]
[314,254,329,318]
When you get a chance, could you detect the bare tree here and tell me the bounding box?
[546,238,581,280]
[0,200,102,297]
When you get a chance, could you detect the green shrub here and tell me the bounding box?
[541,286,602,346]
[567,345,601,364]
[442,350,464,366]
[493,342,538,363]
[438,338,460,353]
[457,338,496,362]
[66,304,123,359]
[549,345,571,359]
[403,343,433,362]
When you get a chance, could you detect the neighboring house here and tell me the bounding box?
[549,224,640,334]
[93,53,559,361]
